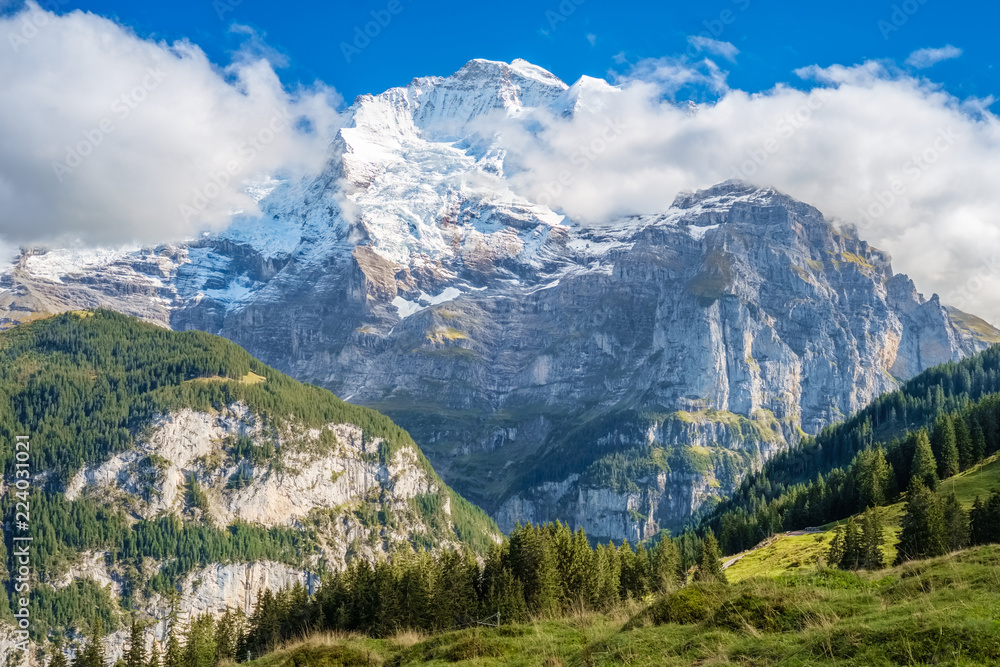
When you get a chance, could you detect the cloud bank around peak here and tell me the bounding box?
[0,2,343,247]
[499,56,1000,324]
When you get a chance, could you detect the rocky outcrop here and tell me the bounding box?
[66,404,459,564]
[1,400,479,664]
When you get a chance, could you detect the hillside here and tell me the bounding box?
[724,452,1000,581]
[703,339,1000,555]
[177,544,1000,666]
[0,311,498,659]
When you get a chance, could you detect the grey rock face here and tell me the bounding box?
[2,61,997,544]
[199,183,994,542]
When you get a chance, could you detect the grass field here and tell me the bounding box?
[724,454,1000,582]
[188,370,268,385]
[238,454,1000,666]
[246,546,1000,666]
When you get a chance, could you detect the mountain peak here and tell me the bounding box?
[452,58,566,88]
[671,180,783,210]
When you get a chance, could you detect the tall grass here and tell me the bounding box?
[245,545,1000,666]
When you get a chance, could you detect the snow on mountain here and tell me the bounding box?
[552,75,621,116]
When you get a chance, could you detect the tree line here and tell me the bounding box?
[58,522,730,664]
[708,388,1000,556]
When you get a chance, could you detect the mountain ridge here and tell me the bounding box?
[1,59,998,542]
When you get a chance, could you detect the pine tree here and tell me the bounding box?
[398,552,434,631]
[854,447,892,509]
[911,431,939,490]
[940,492,970,552]
[617,540,639,598]
[970,496,988,545]
[432,550,467,629]
[650,536,682,593]
[481,544,528,624]
[631,542,652,598]
[49,645,70,667]
[591,543,621,610]
[826,526,845,568]
[953,416,974,470]
[125,619,147,667]
[372,559,402,637]
[163,614,183,667]
[860,507,885,570]
[932,415,960,479]
[970,491,1000,545]
[183,613,216,667]
[896,478,947,564]
[971,421,987,464]
[214,609,243,664]
[839,517,863,570]
[693,532,726,584]
[148,641,161,667]
[508,525,560,616]
[74,624,105,667]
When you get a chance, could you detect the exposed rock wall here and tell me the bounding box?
[2,59,997,543]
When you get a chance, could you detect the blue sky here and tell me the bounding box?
[25,0,999,103]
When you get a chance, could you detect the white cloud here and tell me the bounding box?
[619,56,730,98]
[496,57,1000,324]
[906,45,963,69]
[687,36,739,63]
[0,2,342,247]
[586,33,597,46]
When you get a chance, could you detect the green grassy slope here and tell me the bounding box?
[724,454,1000,582]
[243,545,1000,666]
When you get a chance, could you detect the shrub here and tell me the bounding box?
[647,585,722,625]
[709,591,812,633]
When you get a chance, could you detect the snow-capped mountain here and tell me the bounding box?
[3,59,998,541]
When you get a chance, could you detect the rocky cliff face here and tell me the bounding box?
[2,60,998,544]
[5,402,476,664]
[39,556,315,666]
[64,404,455,563]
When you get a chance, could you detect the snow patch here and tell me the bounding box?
[688,224,719,241]
[202,275,259,311]
[393,287,463,318]
[23,246,142,283]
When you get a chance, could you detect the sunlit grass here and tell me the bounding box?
[246,546,1000,666]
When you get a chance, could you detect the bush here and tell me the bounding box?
[282,645,381,667]
[647,585,722,625]
[710,591,813,633]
